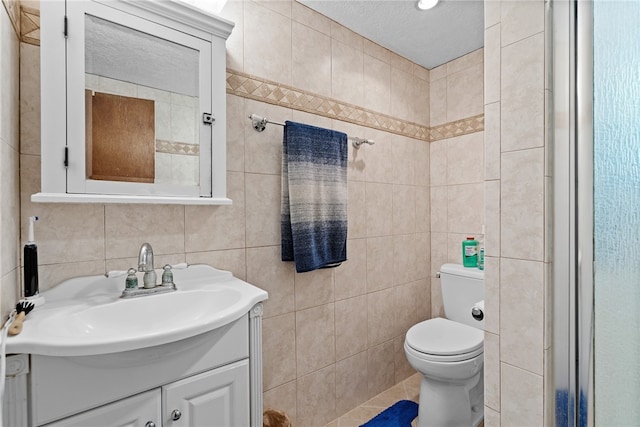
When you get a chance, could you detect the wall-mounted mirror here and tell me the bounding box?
[36,0,234,204]
[85,13,201,187]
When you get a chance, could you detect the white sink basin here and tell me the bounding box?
[7,264,268,357]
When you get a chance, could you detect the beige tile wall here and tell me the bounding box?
[430,48,484,127]
[232,87,433,425]
[1,0,21,318]
[483,0,551,425]
[428,49,485,317]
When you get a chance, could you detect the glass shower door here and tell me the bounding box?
[593,0,640,424]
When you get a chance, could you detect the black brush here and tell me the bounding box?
[8,301,35,336]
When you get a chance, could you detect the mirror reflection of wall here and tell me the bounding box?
[85,75,200,186]
[84,14,200,187]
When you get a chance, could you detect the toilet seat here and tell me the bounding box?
[406,317,484,362]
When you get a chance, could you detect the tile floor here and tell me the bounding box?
[323,372,486,427]
[324,373,422,427]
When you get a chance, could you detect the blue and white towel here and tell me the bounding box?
[281,121,348,273]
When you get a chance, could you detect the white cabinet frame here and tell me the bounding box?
[37,0,233,205]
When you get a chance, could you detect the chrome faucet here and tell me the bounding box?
[138,242,157,288]
[121,243,177,298]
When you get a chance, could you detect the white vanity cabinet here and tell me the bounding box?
[3,265,267,427]
[24,314,260,427]
[45,360,249,427]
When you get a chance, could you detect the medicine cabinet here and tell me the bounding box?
[35,0,234,204]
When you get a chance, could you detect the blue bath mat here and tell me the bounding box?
[360,400,419,427]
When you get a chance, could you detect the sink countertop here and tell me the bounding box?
[6,264,268,357]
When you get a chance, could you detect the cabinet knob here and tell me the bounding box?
[171,409,182,421]
[145,422,156,427]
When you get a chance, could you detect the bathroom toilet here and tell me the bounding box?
[404,263,484,427]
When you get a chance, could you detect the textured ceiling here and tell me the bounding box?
[298,0,484,70]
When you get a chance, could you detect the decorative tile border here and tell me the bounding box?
[227,70,432,142]
[429,114,485,142]
[156,140,200,156]
[19,11,483,143]
[227,69,483,142]
[20,6,39,46]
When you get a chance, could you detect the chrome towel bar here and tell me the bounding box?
[248,114,375,149]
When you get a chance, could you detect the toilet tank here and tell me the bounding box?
[440,263,484,328]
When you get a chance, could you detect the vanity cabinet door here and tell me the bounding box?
[162,359,249,427]
[43,389,161,427]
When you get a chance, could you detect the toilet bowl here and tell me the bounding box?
[404,264,484,427]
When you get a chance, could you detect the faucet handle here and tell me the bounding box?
[161,264,177,290]
[125,268,138,290]
[162,264,174,286]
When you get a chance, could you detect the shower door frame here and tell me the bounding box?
[552,0,594,425]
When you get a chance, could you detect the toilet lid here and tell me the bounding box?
[406,317,484,356]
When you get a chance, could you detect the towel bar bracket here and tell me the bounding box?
[350,138,375,149]
[249,114,272,132]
